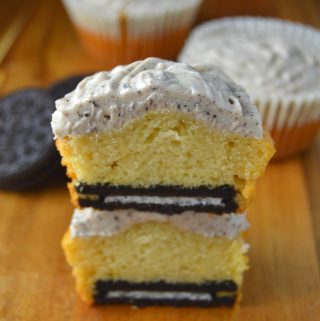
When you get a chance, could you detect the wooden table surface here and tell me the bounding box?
[0,0,319,320]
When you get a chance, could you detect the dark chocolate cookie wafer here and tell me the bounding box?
[0,89,63,190]
[48,74,89,101]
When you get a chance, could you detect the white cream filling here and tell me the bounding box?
[106,290,212,301]
[103,195,223,207]
[70,208,249,239]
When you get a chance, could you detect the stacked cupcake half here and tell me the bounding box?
[51,58,274,307]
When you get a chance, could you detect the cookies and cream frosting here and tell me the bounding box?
[70,208,249,239]
[62,0,201,37]
[52,58,262,139]
[179,17,320,100]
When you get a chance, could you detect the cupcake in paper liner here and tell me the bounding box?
[62,0,202,68]
[179,17,320,160]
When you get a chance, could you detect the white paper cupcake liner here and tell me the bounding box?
[257,97,320,159]
[62,0,202,39]
[179,17,320,159]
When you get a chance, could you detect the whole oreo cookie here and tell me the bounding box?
[48,74,88,101]
[0,89,63,190]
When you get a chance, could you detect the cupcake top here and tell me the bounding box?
[179,17,320,101]
[51,58,262,139]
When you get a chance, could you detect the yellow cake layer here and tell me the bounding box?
[62,221,249,303]
[57,111,274,211]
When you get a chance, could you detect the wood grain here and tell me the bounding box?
[0,0,319,320]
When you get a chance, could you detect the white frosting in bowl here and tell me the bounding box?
[179,17,320,102]
[70,207,249,239]
[51,58,262,139]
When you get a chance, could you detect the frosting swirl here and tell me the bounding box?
[51,58,262,139]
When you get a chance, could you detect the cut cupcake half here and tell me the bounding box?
[52,58,274,216]
[63,208,250,306]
